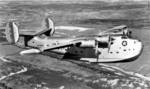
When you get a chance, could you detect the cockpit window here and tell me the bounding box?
[121,36,128,39]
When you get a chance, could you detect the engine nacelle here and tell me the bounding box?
[95,37,109,43]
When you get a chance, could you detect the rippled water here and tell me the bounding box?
[0,1,150,89]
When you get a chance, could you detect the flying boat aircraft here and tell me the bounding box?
[1,18,143,63]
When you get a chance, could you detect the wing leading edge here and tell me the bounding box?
[20,40,82,55]
[39,41,81,51]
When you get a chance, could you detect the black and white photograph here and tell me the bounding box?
[0,0,149,89]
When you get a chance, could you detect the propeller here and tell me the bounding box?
[94,35,111,62]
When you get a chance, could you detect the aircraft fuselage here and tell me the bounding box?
[16,35,143,62]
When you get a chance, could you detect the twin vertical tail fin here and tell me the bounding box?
[5,22,19,44]
[4,18,53,44]
[45,18,55,36]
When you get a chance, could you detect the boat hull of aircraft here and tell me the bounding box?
[43,36,143,63]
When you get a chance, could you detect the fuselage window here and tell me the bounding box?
[134,41,136,44]
[122,41,127,46]
[123,49,126,51]
[47,44,49,47]
[121,36,128,39]
[110,42,113,45]
[52,43,56,45]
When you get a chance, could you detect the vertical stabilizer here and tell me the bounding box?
[5,22,19,44]
[46,18,55,36]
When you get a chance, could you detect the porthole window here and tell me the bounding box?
[53,43,56,45]
[111,42,113,45]
[134,41,136,44]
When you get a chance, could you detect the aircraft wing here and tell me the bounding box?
[19,29,50,36]
[75,25,128,38]
[20,40,82,55]
[39,40,81,51]
[98,25,127,35]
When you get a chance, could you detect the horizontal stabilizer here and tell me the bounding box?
[20,18,55,37]
[39,41,81,51]
[20,49,41,55]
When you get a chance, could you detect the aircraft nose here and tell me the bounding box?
[128,40,143,61]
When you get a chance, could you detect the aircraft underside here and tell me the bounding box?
[15,35,143,63]
[48,40,143,63]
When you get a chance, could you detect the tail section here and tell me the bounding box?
[4,18,54,44]
[5,22,19,44]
